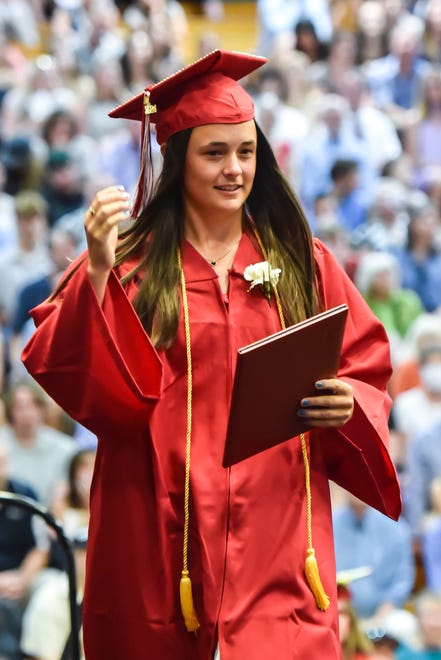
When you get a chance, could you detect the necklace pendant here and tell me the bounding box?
[210,260,216,266]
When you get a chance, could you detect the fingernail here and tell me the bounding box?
[301,399,309,406]
[118,185,125,191]
[315,381,323,388]
[297,409,306,417]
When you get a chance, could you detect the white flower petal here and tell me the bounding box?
[244,261,281,292]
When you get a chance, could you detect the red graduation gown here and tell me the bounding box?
[22,234,400,660]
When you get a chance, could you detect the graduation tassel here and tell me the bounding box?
[180,569,200,633]
[179,248,200,633]
[300,433,330,611]
[131,91,156,218]
[305,548,330,611]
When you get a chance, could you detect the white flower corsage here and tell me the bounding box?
[244,261,281,305]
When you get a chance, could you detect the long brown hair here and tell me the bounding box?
[115,122,319,348]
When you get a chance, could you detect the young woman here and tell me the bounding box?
[22,50,401,660]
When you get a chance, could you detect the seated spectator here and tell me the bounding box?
[294,18,329,63]
[38,109,98,183]
[351,176,409,252]
[395,590,441,659]
[1,56,77,143]
[0,136,41,196]
[299,93,377,214]
[0,160,17,255]
[42,447,94,572]
[256,0,333,56]
[53,171,118,255]
[83,58,127,140]
[314,216,360,281]
[363,15,431,132]
[419,163,441,212]
[8,226,78,386]
[120,0,187,80]
[392,195,441,313]
[337,68,402,173]
[20,527,87,660]
[0,438,49,660]
[0,0,41,50]
[254,89,308,191]
[404,415,441,540]
[51,448,95,539]
[388,313,441,399]
[337,575,375,659]
[354,251,424,364]
[404,67,441,190]
[392,341,441,441]
[333,493,415,625]
[310,191,340,234]
[120,28,155,92]
[96,118,144,201]
[268,49,317,114]
[308,31,358,95]
[40,149,85,228]
[330,158,369,232]
[420,476,441,592]
[420,0,441,64]
[190,0,224,22]
[354,1,389,64]
[11,226,78,339]
[0,190,50,332]
[366,608,420,659]
[0,382,76,506]
[382,153,415,191]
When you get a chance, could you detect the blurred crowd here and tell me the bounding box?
[0,0,441,658]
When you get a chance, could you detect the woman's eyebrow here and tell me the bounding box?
[203,139,256,147]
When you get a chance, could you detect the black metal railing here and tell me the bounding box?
[0,491,81,660]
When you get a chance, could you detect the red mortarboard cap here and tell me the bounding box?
[109,49,267,145]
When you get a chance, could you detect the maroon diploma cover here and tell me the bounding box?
[223,304,349,467]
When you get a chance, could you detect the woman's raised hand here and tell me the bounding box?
[297,379,354,428]
[85,186,131,302]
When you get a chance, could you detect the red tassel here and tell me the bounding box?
[131,96,155,218]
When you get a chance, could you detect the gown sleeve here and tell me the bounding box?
[313,239,401,520]
[21,255,163,437]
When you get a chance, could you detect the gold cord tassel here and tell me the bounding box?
[251,225,330,611]
[300,433,330,611]
[305,548,330,611]
[178,248,200,633]
[180,569,200,632]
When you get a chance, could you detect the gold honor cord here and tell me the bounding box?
[176,229,329,634]
[251,227,330,611]
[177,247,200,632]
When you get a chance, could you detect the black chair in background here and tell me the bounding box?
[0,491,81,660]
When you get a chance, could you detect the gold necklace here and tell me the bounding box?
[204,240,240,266]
